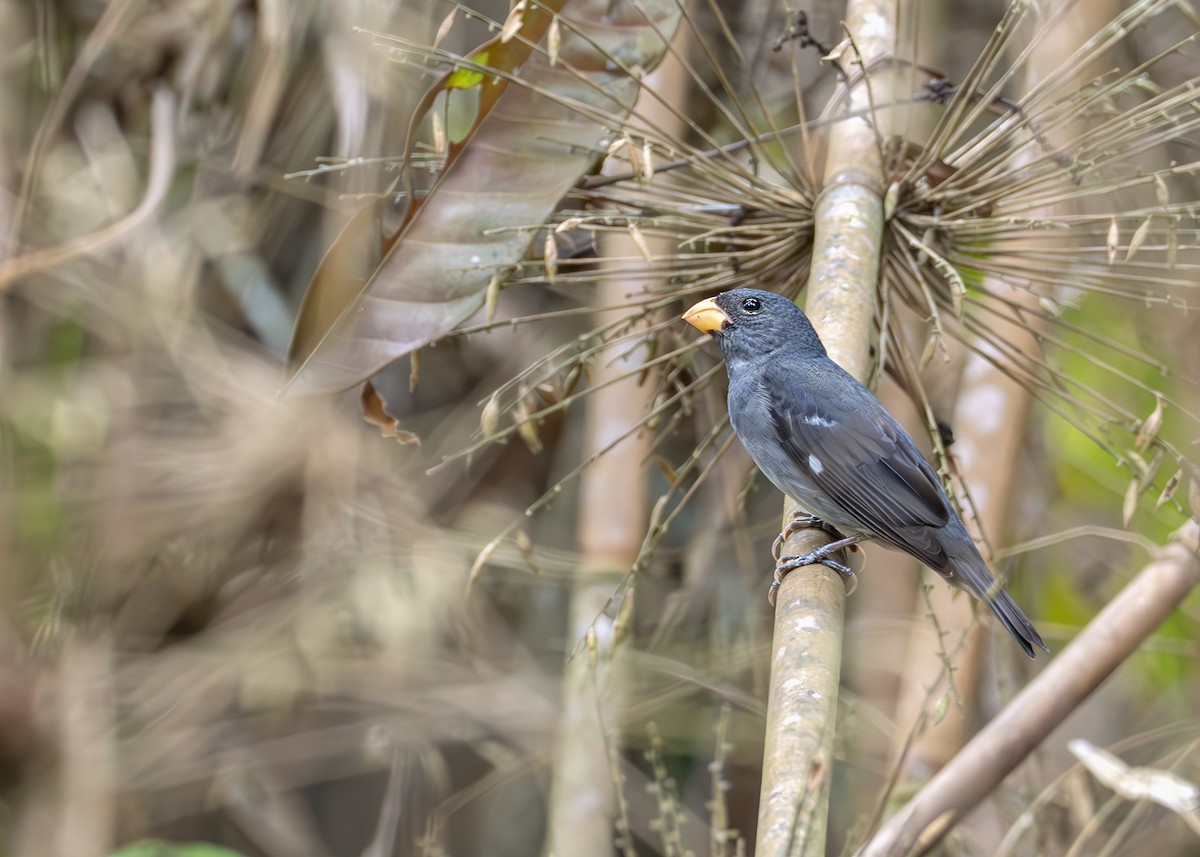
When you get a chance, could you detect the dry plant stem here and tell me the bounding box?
[54,638,116,857]
[0,88,177,292]
[546,52,687,856]
[858,521,1200,857]
[754,1,894,855]
[547,290,649,857]
[6,0,138,250]
[892,345,1032,770]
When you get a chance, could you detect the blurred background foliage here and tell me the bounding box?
[1,0,1199,856]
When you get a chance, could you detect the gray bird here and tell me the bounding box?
[683,287,1047,658]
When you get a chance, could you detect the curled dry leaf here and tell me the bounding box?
[1123,477,1140,527]
[585,625,598,667]
[623,133,640,175]
[468,536,503,592]
[480,391,502,438]
[1138,448,1164,493]
[514,528,539,574]
[1154,173,1170,207]
[1069,739,1200,834]
[547,16,561,66]
[638,139,654,184]
[1125,216,1151,262]
[1134,396,1164,449]
[360,381,421,445]
[285,0,683,395]
[1156,467,1183,511]
[512,386,543,454]
[433,8,457,48]
[654,455,679,486]
[500,1,528,43]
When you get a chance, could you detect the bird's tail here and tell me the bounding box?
[944,527,1048,658]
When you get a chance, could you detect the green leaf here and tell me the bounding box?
[446,50,488,89]
[110,841,247,857]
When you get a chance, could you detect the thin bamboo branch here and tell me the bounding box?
[858,519,1200,857]
[754,2,896,855]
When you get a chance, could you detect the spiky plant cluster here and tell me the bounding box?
[428,0,1199,569]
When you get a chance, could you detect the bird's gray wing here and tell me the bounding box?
[765,363,951,564]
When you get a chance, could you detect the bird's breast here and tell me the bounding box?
[727,375,853,528]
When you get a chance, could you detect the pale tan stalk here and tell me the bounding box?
[545,53,689,857]
[755,2,896,855]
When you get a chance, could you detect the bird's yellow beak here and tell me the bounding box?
[682,297,729,333]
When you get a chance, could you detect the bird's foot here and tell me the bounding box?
[771,512,844,560]
[768,535,865,606]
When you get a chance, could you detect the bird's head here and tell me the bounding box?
[682,288,827,366]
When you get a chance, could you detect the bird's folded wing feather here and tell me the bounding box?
[765,365,950,550]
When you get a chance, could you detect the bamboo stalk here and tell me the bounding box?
[546,52,689,857]
[754,2,896,855]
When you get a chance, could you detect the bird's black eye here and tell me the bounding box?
[741,297,762,313]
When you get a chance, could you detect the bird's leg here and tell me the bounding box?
[771,512,843,560]
[769,534,866,606]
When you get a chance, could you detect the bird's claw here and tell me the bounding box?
[767,534,865,606]
[768,555,858,605]
[771,512,842,560]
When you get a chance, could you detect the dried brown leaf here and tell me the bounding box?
[1123,478,1140,526]
[1156,468,1183,511]
[500,1,528,43]
[512,388,543,454]
[1069,739,1200,830]
[468,536,502,591]
[515,528,539,574]
[654,455,679,486]
[361,381,420,445]
[1154,173,1169,207]
[1125,216,1151,262]
[547,16,561,66]
[434,7,457,48]
[481,391,502,438]
[285,0,683,395]
[1134,396,1163,449]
